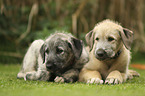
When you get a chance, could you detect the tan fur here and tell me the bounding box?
[79,19,139,84]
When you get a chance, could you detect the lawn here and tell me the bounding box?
[0,64,145,96]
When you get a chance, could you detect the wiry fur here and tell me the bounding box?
[17,32,89,83]
[79,19,139,84]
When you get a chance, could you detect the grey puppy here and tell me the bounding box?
[17,32,89,83]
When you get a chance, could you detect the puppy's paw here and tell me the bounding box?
[105,78,122,85]
[24,72,37,81]
[54,76,65,83]
[87,78,103,84]
[129,70,140,77]
[127,74,133,80]
[24,72,33,81]
[127,70,140,80]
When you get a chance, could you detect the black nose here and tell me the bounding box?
[96,49,107,58]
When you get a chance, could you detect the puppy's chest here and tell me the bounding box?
[99,62,114,79]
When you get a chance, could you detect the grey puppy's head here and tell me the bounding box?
[40,33,83,74]
[86,19,133,61]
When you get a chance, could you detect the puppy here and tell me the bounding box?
[17,32,89,83]
[79,19,139,84]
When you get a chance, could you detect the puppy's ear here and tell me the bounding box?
[40,44,45,63]
[85,30,94,51]
[119,28,134,50]
[68,38,83,59]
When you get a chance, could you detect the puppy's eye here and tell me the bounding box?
[96,37,99,41]
[108,37,115,41]
[56,47,64,54]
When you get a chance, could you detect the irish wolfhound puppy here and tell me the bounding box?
[17,32,89,83]
[79,19,139,84]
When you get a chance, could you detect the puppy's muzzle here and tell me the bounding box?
[46,61,63,73]
[46,61,56,71]
[46,64,54,70]
[95,49,108,60]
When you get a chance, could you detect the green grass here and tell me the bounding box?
[0,64,145,96]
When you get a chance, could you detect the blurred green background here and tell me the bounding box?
[0,0,145,64]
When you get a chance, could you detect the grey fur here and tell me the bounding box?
[17,32,89,82]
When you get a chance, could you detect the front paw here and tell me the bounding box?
[64,77,74,83]
[105,78,122,84]
[24,72,33,81]
[54,76,74,83]
[54,76,65,83]
[128,70,140,78]
[87,78,104,84]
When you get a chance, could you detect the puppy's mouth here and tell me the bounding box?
[95,49,111,61]
[46,68,55,72]
[46,67,60,72]
[95,49,120,61]
[46,64,65,74]
[96,56,108,61]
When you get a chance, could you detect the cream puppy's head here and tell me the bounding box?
[86,19,133,61]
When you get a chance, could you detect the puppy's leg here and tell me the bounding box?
[105,70,126,84]
[17,40,43,79]
[63,69,79,83]
[17,40,47,80]
[25,55,50,81]
[127,69,140,80]
[55,69,79,83]
[79,68,103,84]
[25,70,50,81]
